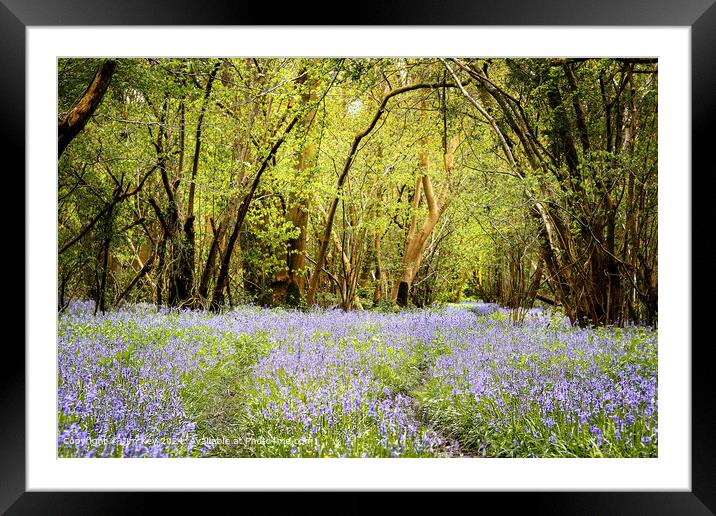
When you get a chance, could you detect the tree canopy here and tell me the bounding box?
[57,57,658,326]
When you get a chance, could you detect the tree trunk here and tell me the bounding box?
[373,232,386,304]
[114,250,156,307]
[393,125,461,306]
[58,59,117,157]
[198,218,224,302]
[273,204,309,306]
[95,204,115,314]
[273,79,317,306]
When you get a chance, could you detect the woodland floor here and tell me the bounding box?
[57,301,658,458]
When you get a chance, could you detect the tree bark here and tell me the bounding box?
[58,60,117,157]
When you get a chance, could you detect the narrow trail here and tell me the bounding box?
[401,339,475,458]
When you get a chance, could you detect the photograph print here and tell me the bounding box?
[57,57,658,459]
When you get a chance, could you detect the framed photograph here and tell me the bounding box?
[8,0,713,513]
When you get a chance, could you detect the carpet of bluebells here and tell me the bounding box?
[57,301,657,458]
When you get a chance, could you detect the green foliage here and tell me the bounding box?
[58,57,657,326]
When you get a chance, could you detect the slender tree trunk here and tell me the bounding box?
[59,163,156,256]
[198,218,224,301]
[114,250,156,306]
[178,61,220,306]
[96,204,115,314]
[373,232,385,304]
[212,115,300,309]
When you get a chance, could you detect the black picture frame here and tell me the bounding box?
[6,1,713,513]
